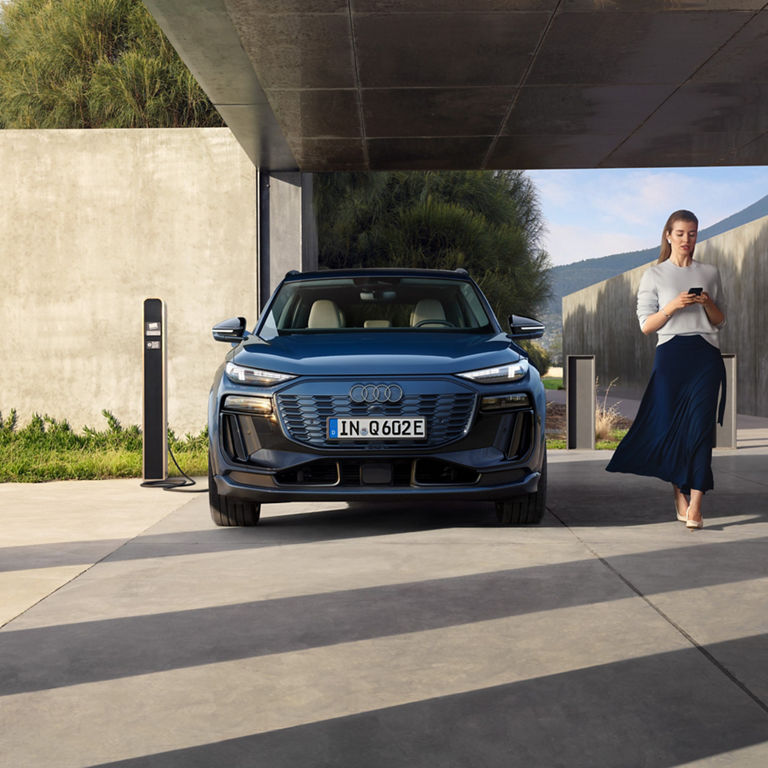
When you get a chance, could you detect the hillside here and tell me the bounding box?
[540,193,768,354]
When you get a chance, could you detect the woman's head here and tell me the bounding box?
[659,210,699,263]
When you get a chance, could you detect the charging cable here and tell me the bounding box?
[140,443,208,493]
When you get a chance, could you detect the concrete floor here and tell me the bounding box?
[2,432,768,766]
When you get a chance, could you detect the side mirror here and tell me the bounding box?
[508,314,545,340]
[212,317,249,344]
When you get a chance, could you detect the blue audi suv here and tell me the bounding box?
[208,268,547,526]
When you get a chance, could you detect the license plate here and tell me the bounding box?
[328,417,427,440]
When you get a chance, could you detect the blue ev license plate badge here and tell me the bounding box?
[328,417,427,440]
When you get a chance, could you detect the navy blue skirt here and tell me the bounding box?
[606,335,726,494]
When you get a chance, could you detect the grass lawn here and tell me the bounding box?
[546,430,627,451]
[542,376,563,390]
[0,410,207,483]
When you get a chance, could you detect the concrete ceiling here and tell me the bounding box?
[143,1,768,172]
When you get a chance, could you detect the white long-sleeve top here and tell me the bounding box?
[636,259,725,348]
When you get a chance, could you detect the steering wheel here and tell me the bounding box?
[413,319,455,328]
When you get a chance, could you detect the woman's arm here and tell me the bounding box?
[641,291,699,335]
[695,292,725,327]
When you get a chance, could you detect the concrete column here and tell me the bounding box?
[258,171,319,310]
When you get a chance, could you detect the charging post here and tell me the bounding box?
[143,298,167,482]
[566,355,596,450]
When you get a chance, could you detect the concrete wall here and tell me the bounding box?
[0,128,261,435]
[563,214,768,417]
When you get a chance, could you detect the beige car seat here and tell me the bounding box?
[410,299,446,327]
[308,299,344,328]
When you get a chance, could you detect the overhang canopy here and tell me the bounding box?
[144,1,768,171]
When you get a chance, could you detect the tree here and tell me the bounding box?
[0,0,223,128]
[315,170,552,321]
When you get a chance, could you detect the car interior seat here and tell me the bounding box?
[363,319,392,328]
[410,299,446,327]
[308,299,344,328]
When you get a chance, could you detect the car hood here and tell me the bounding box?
[234,332,523,376]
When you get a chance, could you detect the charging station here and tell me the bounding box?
[143,298,167,482]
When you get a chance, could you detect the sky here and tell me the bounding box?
[527,166,768,268]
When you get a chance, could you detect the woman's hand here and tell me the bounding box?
[662,291,699,315]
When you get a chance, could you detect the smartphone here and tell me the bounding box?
[688,287,703,296]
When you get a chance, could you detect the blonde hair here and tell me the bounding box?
[658,209,698,264]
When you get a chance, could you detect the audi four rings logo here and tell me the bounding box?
[349,383,404,404]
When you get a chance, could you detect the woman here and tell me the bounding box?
[606,210,726,529]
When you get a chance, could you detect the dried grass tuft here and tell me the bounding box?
[595,377,624,441]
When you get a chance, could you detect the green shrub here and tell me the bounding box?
[519,340,551,375]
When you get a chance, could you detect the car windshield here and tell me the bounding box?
[258,276,494,338]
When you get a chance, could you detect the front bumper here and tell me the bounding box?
[213,464,542,503]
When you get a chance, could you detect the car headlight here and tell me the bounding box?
[457,360,529,384]
[225,361,295,386]
[223,395,274,415]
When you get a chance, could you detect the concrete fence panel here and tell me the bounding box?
[563,215,768,419]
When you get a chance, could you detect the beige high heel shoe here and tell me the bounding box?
[685,507,703,530]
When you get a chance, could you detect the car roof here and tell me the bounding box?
[282,267,472,282]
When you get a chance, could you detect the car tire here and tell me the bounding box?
[495,453,547,525]
[208,453,261,526]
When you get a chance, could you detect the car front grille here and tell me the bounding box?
[275,392,476,449]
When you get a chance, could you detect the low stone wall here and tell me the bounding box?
[563,215,768,417]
